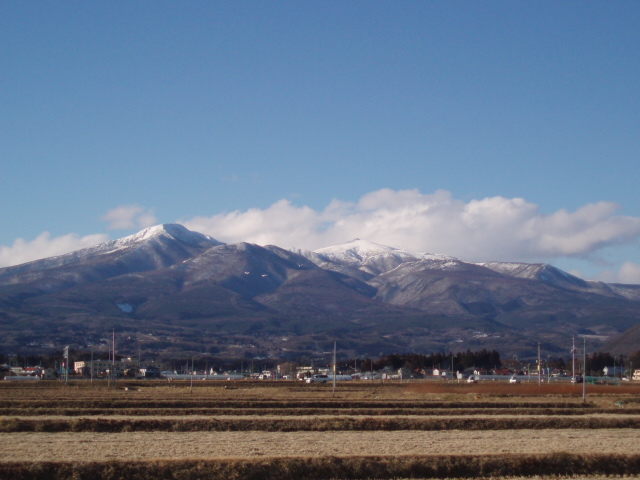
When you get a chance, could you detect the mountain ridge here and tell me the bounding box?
[1,224,639,359]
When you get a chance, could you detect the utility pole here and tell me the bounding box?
[332,341,337,396]
[572,335,576,382]
[451,354,454,383]
[370,358,373,385]
[63,346,69,385]
[538,343,541,387]
[583,337,587,403]
[112,329,116,386]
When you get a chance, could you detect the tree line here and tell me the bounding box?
[355,349,502,373]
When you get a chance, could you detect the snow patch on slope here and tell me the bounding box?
[314,239,455,264]
[316,238,402,258]
[116,303,133,313]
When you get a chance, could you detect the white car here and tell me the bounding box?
[306,374,329,384]
[509,377,520,384]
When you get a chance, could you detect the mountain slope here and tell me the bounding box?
[602,322,640,356]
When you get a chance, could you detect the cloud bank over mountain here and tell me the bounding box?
[183,188,640,263]
[2,189,640,283]
[0,232,109,268]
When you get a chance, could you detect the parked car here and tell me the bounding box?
[571,375,583,383]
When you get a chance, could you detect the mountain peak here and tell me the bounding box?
[309,239,424,277]
[0,224,222,280]
[315,239,402,259]
[115,223,221,249]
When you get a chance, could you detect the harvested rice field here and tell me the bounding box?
[2,379,640,479]
[4,429,640,461]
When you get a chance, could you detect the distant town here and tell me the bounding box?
[4,348,640,383]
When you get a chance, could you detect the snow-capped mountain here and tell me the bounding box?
[0,224,219,279]
[0,224,222,291]
[293,238,640,334]
[1,225,640,359]
[294,239,457,279]
[298,238,640,302]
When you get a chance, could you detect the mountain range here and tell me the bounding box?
[1,224,639,361]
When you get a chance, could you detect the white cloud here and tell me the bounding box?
[101,205,157,230]
[3,189,640,274]
[184,199,323,249]
[182,188,640,263]
[616,262,640,284]
[0,232,109,268]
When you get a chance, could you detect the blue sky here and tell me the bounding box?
[2,2,640,282]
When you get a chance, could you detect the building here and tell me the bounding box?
[138,366,161,378]
[603,366,624,377]
[296,366,315,379]
[74,359,136,377]
[40,368,57,380]
[74,360,111,377]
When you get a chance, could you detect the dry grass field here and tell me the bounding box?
[2,379,640,479]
